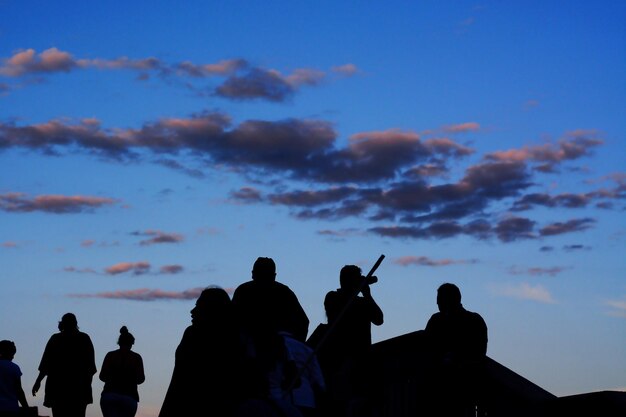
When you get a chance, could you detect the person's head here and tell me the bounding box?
[0,340,16,360]
[118,326,135,349]
[251,257,276,283]
[340,265,363,292]
[58,313,78,332]
[436,283,462,313]
[191,287,232,326]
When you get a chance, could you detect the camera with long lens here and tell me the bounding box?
[362,275,378,285]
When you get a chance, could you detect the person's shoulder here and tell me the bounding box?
[78,331,94,342]
[463,309,486,326]
[425,312,443,327]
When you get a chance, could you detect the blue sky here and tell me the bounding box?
[1,1,625,416]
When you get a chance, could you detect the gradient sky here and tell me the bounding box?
[1,1,625,416]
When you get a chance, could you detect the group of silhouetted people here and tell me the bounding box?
[0,256,487,417]
[1,314,144,417]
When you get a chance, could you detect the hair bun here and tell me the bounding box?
[120,326,129,335]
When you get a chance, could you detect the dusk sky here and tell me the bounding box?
[1,1,625,416]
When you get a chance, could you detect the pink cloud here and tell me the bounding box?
[331,63,359,76]
[159,265,184,274]
[394,256,477,267]
[486,133,603,167]
[508,266,569,277]
[1,241,18,248]
[0,193,118,214]
[0,48,76,76]
[442,122,480,133]
[68,287,235,301]
[105,261,151,275]
[69,287,205,301]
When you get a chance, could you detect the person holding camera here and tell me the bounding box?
[318,265,384,416]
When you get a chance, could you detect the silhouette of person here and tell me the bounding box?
[232,257,309,343]
[0,340,29,416]
[99,326,145,417]
[424,283,488,417]
[318,265,383,417]
[159,287,245,417]
[32,313,96,417]
[232,258,310,415]
[320,265,384,373]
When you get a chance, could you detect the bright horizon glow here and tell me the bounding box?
[1,2,625,417]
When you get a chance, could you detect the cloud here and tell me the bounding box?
[442,122,480,133]
[159,265,184,274]
[0,111,609,244]
[131,230,185,246]
[105,261,151,275]
[1,241,18,248]
[0,192,118,214]
[2,49,353,103]
[175,58,248,77]
[539,246,554,252]
[563,244,591,251]
[81,240,95,248]
[486,131,603,172]
[331,63,359,76]
[394,256,477,267]
[539,218,595,236]
[215,68,295,101]
[495,217,536,242]
[606,298,626,318]
[511,186,623,211]
[63,266,97,274]
[0,48,77,76]
[491,282,556,303]
[230,187,263,203]
[508,266,569,277]
[317,228,362,238]
[155,159,205,179]
[69,287,205,301]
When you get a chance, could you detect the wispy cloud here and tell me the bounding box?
[0,192,118,214]
[491,282,556,303]
[68,286,235,301]
[508,266,569,277]
[0,48,350,102]
[159,264,184,274]
[486,131,603,173]
[394,256,478,267]
[63,266,97,274]
[605,298,626,318]
[331,63,359,76]
[1,241,18,248]
[69,287,205,301]
[105,261,151,275]
[64,262,184,276]
[442,122,480,134]
[131,230,185,246]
